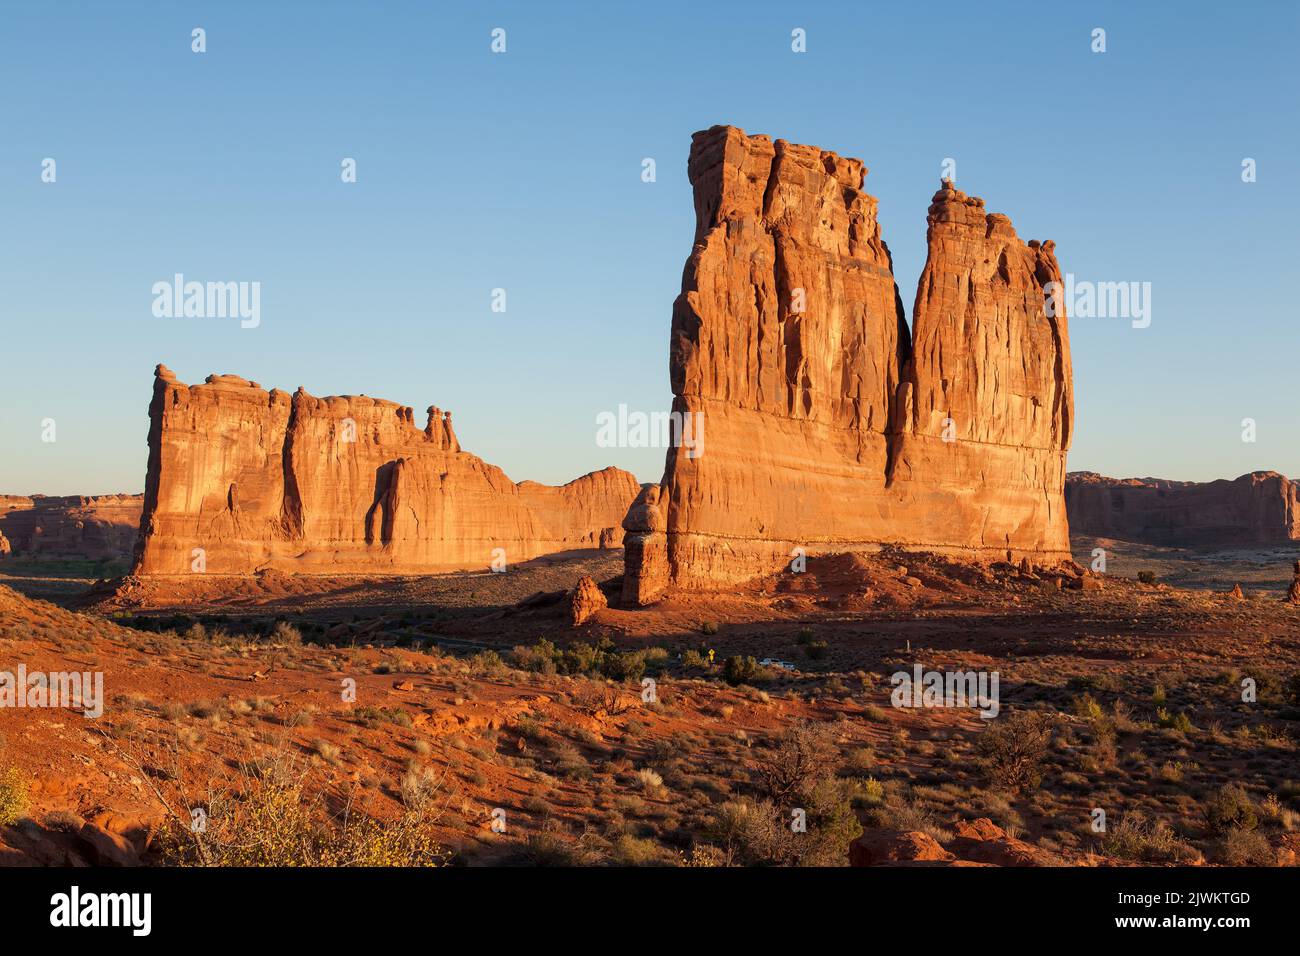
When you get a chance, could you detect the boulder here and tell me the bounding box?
[569,576,608,626]
[849,829,954,866]
[74,822,138,867]
[949,818,1062,867]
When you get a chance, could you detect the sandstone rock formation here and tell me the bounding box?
[848,818,1062,867]
[1288,561,1300,605]
[0,494,142,563]
[569,575,608,626]
[948,818,1062,867]
[133,365,641,575]
[626,126,1073,602]
[849,829,954,866]
[1066,471,1300,548]
[621,485,668,606]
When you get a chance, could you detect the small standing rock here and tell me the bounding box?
[570,575,608,626]
[1287,561,1300,605]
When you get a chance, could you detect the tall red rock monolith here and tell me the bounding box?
[626,126,1073,602]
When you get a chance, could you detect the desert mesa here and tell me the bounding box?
[129,364,641,575]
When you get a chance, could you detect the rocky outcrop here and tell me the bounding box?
[620,485,668,605]
[132,365,641,575]
[0,494,142,563]
[849,829,954,866]
[1288,561,1300,604]
[627,126,1073,601]
[569,575,608,626]
[890,181,1073,556]
[948,818,1062,866]
[849,818,1062,867]
[1066,471,1300,548]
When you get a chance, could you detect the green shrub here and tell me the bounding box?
[600,650,645,684]
[1284,671,1300,706]
[163,777,447,866]
[1072,693,1105,723]
[271,621,303,645]
[707,784,861,867]
[642,647,670,670]
[1204,784,1258,833]
[525,829,589,866]
[0,767,30,825]
[562,640,605,675]
[528,637,646,683]
[469,650,506,677]
[841,748,876,774]
[1215,828,1274,865]
[723,655,765,686]
[803,641,829,661]
[855,776,885,807]
[1101,812,1198,863]
[610,834,675,866]
[513,638,559,674]
[353,705,411,728]
[1156,707,1193,733]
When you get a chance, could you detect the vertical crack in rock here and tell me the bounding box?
[279,389,305,541]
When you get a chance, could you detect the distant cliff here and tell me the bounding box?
[0,494,142,562]
[1065,471,1300,548]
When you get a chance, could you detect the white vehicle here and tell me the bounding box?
[759,658,796,671]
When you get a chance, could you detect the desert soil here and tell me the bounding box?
[0,546,1297,867]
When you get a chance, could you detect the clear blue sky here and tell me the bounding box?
[2,0,1296,496]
